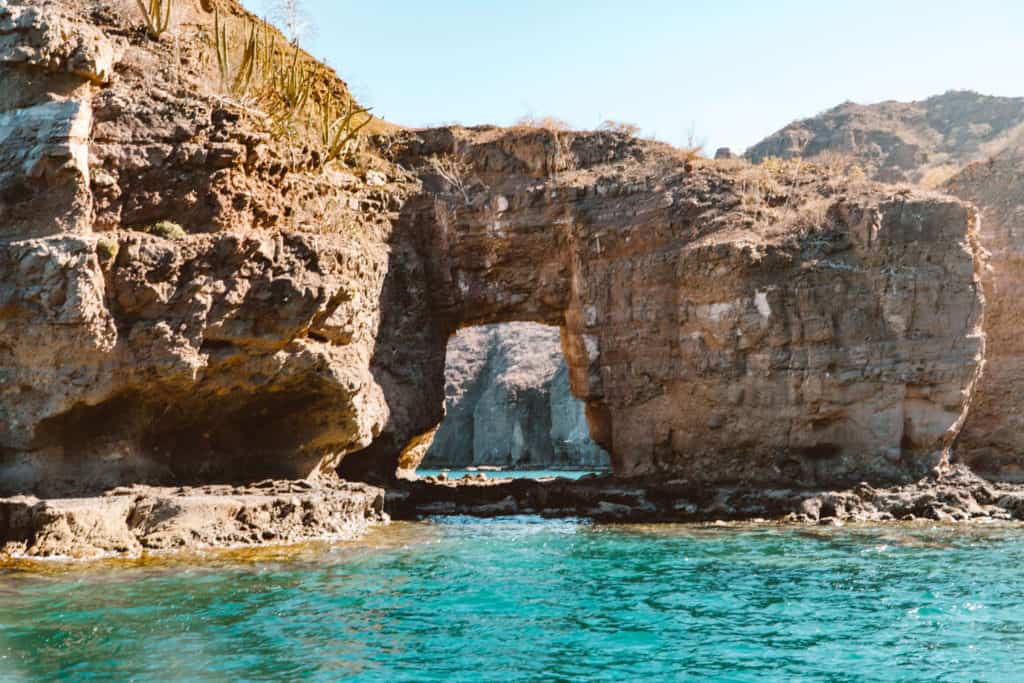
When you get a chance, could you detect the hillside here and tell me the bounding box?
[746,90,1024,185]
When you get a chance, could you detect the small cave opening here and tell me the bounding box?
[407,322,610,482]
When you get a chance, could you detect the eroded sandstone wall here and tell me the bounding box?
[0,0,989,493]
[945,148,1024,479]
[382,127,986,485]
[746,94,1024,482]
[0,0,413,495]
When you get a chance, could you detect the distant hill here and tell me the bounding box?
[746,90,1024,185]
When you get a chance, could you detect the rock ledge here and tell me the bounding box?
[0,476,386,559]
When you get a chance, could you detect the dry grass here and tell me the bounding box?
[513,115,573,131]
[599,120,641,137]
[918,163,961,189]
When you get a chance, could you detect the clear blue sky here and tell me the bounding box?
[244,1,1023,152]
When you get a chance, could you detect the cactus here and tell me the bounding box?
[272,44,315,120]
[317,89,373,165]
[213,8,258,98]
[136,0,172,39]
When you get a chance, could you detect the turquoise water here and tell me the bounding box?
[415,469,602,480]
[3,518,1024,681]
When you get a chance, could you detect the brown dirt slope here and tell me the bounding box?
[746,90,1024,185]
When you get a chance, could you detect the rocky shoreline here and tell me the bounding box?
[0,476,386,560]
[389,465,1024,525]
[4,465,1023,561]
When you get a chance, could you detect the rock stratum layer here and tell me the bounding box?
[418,323,610,471]
[945,146,1024,478]
[748,93,1024,481]
[0,0,990,505]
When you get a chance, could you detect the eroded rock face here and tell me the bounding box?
[379,127,986,486]
[1,0,407,495]
[0,0,989,494]
[418,323,610,471]
[945,147,1024,479]
[0,475,386,559]
[0,231,390,496]
[747,93,1024,482]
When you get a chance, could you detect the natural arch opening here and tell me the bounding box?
[405,322,610,480]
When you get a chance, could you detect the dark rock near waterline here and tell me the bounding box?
[388,465,1023,525]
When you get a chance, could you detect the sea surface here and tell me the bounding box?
[2,518,1024,681]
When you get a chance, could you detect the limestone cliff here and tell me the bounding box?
[0,0,988,494]
[418,323,610,471]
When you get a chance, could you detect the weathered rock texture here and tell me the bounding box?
[354,127,985,486]
[748,93,1024,481]
[0,0,410,496]
[389,465,1024,525]
[0,0,988,498]
[944,146,1024,478]
[418,323,610,471]
[747,90,1024,185]
[0,231,391,495]
[0,475,385,559]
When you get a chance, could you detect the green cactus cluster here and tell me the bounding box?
[317,89,373,166]
[208,8,373,169]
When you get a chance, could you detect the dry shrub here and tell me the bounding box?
[428,155,473,204]
[599,120,641,137]
[713,157,752,172]
[809,149,859,176]
[918,163,961,189]
[514,115,572,131]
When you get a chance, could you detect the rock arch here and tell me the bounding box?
[0,5,986,494]
[341,127,985,487]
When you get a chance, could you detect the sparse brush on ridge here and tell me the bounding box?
[599,120,641,137]
[203,6,375,173]
[136,0,172,39]
[514,115,572,131]
[316,90,373,166]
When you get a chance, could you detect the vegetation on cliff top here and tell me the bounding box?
[132,0,375,174]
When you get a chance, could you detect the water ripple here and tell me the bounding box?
[2,520,1024,681]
